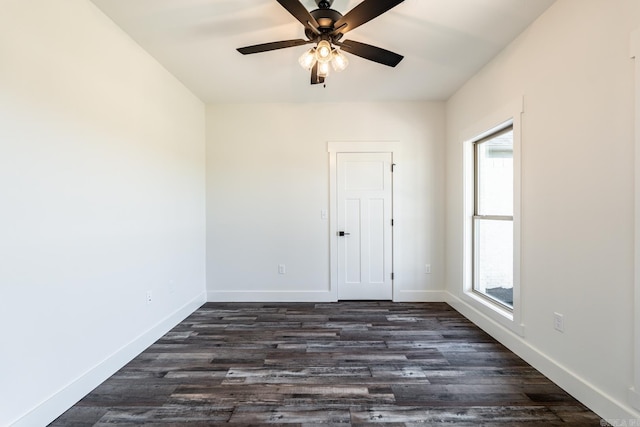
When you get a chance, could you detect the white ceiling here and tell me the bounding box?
[89,0,555,103]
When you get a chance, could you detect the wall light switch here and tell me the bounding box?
[278,264,286,275]
[425,264,431,274]
[321,209,328,220]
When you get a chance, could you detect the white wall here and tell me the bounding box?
[206,102,445,302]
[0,1,206,425]
[445,0,640,421]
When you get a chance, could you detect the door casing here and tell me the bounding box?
[328,141,400,301]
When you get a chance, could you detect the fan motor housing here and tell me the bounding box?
[307,8,343,37]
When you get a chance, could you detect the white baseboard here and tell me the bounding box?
[208,290,337,303]
[445,291,640,422]
[11,292,206,427]
[394,289,448,302]
[208,289,449,303]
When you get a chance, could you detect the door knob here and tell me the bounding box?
[338,231,351,236]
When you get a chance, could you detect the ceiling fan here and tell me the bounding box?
[237,0,405,85]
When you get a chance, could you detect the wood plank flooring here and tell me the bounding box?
[50,302,602,426]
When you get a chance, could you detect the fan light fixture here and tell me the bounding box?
[331,49,349,72]
[298,48,317,70]
[298,41,349,78]
[318,61,330,78]
[316,40,333,62]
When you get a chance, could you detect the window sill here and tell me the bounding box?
[462,289,525,337]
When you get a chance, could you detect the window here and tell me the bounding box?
[473,126,514,309]
[462,99,522,335]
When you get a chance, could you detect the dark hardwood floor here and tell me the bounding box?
[51,302,602,426]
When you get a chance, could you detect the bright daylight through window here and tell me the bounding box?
[473,126,514,309]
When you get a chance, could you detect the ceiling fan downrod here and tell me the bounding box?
[316,0,333,9]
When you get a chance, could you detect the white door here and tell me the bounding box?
[336,152,393,300]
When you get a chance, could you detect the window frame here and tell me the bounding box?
[472,125,515,311]
[461,98,524,337]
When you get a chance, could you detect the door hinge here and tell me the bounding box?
[391,163,396,172]
[391,272,395,280]
[391,219,394,226]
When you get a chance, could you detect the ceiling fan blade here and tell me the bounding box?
[276,0,321,34]
[237,39,311,55]
[338,39,403,67]
[332,0,404,36]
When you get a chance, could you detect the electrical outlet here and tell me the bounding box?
[553,312,564,332]
[278,264,286,275]
[425,264,431,274]
[146,290,153,304]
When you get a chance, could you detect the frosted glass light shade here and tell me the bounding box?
[318,61,330,78]
[316,40,332,63]
[298,48,317,70]
[331,49,349,72]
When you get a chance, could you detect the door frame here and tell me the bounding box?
[629,28,640,410]
[328,141,400,301]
